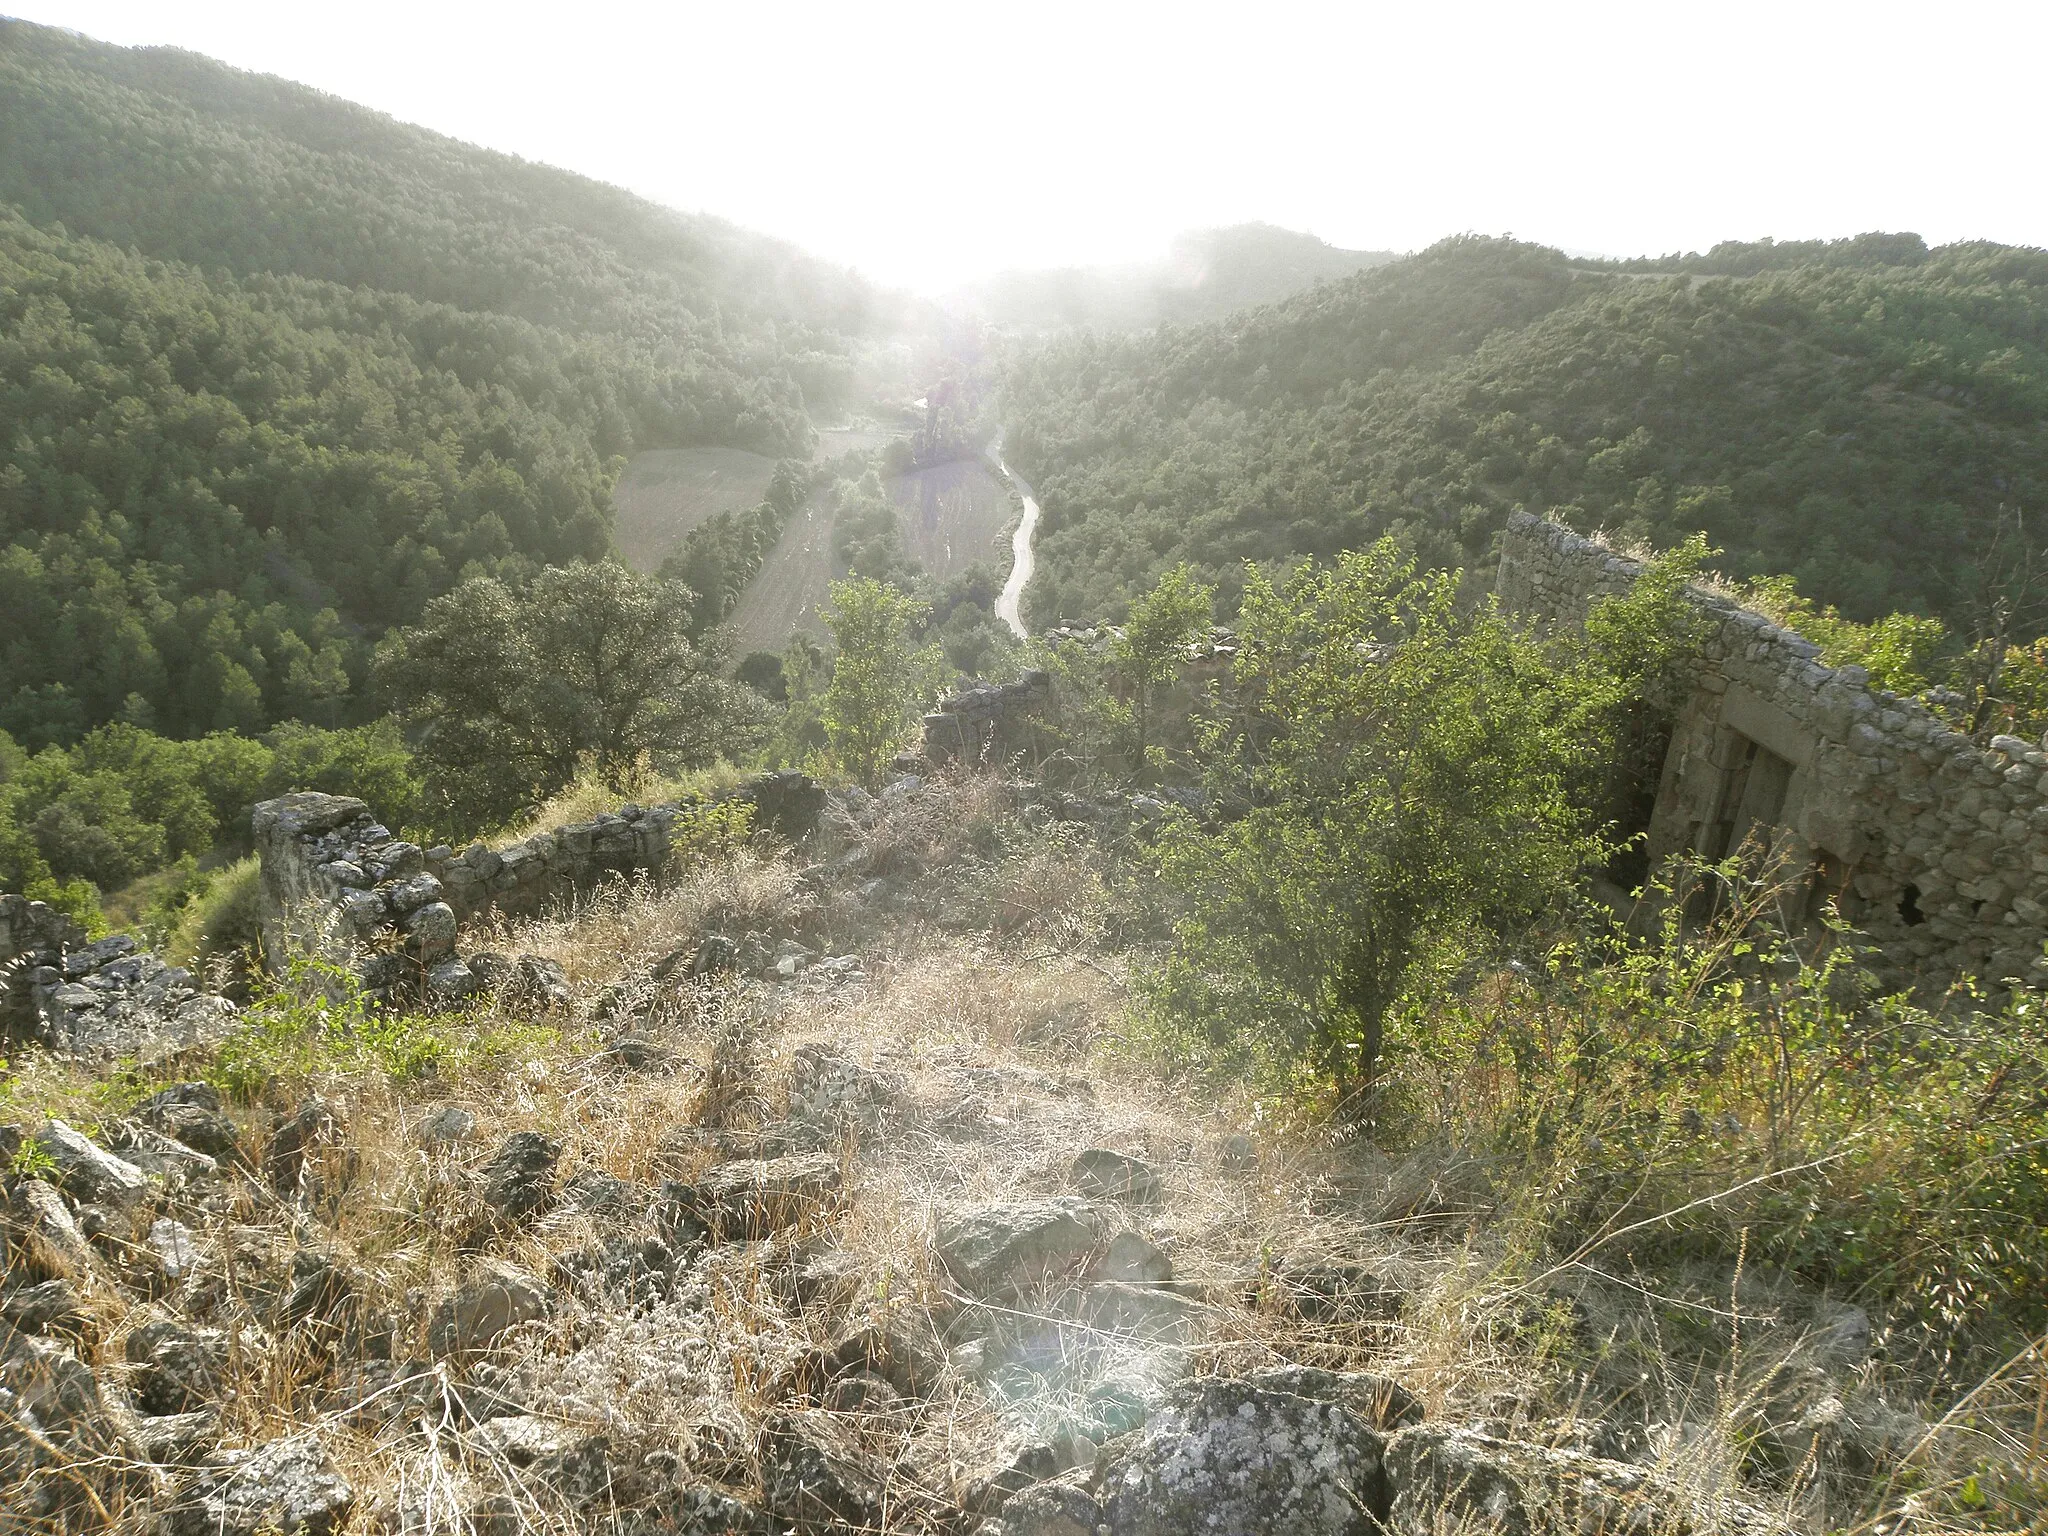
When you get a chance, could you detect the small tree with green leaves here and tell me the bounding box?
[1110,564,1215,775]
[818,578,943,788]
[1140,540,1608,1109]
[376,560,737,832]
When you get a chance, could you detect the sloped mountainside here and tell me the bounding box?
[0,20,904,745]
[960,223,1396,333]
[1004,233,2048,627]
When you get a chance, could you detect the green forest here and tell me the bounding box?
[0,19,925,928]
[0,17,903,756]
[1003,233,2048,629]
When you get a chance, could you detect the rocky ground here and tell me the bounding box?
[0,778,1954,1534]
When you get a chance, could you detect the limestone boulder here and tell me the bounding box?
[1097,1377,1387,1535]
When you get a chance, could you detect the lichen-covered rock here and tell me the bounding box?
[1097,1377,1387,1535]
[1383,1424,1766,1535]
[426,1262,551,1356]
[164,1434,355,1536]
[36,1118,151,1209]
[694,1151,843,1239]
[938,1197,1106,1297]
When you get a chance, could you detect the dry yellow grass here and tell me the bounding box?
[5,776,2042,1533]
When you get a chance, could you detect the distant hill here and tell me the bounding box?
[1004,233,2048,628]
[0,20,909,745]
[956,223,1398,332]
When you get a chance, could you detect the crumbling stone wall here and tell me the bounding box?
[924,670,1053,765]
[1499,509,2048,991]
[1,894,236,1061]
[254,772,824,1002]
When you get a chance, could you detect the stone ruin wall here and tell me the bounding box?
[253,772,825,1004]
[2,893,236,1062]
[1499,509,2048,992]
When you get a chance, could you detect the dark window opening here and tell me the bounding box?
[1898,884,1925,927]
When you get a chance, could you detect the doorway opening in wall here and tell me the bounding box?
[1601,716,1675,894]
[1705,733,1795,861]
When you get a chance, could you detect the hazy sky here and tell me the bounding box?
[17,1,2046,293]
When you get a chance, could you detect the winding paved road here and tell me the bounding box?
[990,445,1040,637]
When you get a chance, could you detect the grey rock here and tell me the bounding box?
[1072,1148,1164,1204]
[1383,1425,1753,1535]
[417,1105,477,1144]
[426,1262,550,1355]
[760,1412,887,1531]
[936,1198,1105,1296]
[1095,1231,1172,1284]
[165,1435,355,1536]
[1098,1377,1386,1535]
[36,1119,151,1209]
[695,1151,842,1240]
[480,1129,561,1222]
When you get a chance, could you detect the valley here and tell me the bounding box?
[2,15,2046,1536]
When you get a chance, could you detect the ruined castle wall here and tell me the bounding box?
[254,772,824,1001]
[1499,510,2048,991]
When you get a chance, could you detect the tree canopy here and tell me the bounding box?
[1005,234,2048,631]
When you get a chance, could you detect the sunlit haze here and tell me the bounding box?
[13,0,2048,293]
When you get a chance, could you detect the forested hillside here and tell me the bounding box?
[961,222,1395,332]
[1004,234,2048,626]
[0,20,898,749]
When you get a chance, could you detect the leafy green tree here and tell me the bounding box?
[1110,564,1215,773]
[818,578,943,788]
[1140,541,1602,1106]
[376,561,737,831]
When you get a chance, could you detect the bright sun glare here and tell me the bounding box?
[15,0,2048,291]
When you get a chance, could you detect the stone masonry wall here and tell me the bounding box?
[1499,509,2048,991]
[1,893,236,1062]
[254,772,824,1003]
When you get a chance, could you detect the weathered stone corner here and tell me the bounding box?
[1500,510,2048,992]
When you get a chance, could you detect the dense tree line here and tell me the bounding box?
[1004,234,2048,629]
[0,20,913,753]
[0,20,883,399]
[659,462,813,633]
